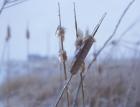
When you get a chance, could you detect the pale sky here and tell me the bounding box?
[0,0,140,60]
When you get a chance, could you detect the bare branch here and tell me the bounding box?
[0,0,29,16]
[55,2,70,107]
[0,0,7,15]
[88,0,135,69]
[4,0,29,9]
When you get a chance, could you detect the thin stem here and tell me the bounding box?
[54,75,73,107]
[88,0,135,70]
[73,2,78,38]
[4,0,29,9]
[56,3,70,107]
[80,72,85,107]
[72,72,84,107]
[0,0,7,15]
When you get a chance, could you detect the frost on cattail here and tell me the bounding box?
[6,25,11,42]
[71,36,95,75]
[72,28,96,75]
[58,50,67,62]
[56,26,65,42]
[75,29,84,50]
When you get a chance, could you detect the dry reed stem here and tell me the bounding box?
[54,75,73,107]
[55,3,70,107]
[1,25,11,62]
[5,25,11,107]
[72,65,85,107]
[0,0,7,15]
[118,17,140,42]
[26,27,30,72]
[74,2,78,38]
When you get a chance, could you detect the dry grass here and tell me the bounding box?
[0,58,140,107]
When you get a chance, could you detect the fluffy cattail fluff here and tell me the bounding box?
[56,26,65,42]
[59,49,67,62]
[75,29,83,50]
[84,29,96,43]
[75,36,83,50]
[6,25,11,42]
[26,28,30,40]
[85,29,90,37]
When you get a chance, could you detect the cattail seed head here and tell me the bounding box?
[83,36,96,44]
[56,26,65,42]
[58,50,67,62]
[71,36,95,75]
[6,25,11,42]
[26,28,30,40]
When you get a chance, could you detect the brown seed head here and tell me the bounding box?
[56,26,65,42]
[58,50,67,62]
[6,25,11,42]
[26,28,30,40]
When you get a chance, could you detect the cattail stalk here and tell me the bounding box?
[73,3,85,106]
[72,13,106,107]
[5,25,11,107]
[55,3,70,107]
[26,27,30,72]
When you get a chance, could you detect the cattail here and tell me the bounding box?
[26,26,30,73]
[71,35,95,75]
[6,25,11,42]
[56,26,67,63]
[5,25,11,107]
[55,12,106,107]
[55,3,70,107]
[26,27,30,57]
[26,27,30,40]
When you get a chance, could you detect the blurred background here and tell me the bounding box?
[0,0,140,107]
